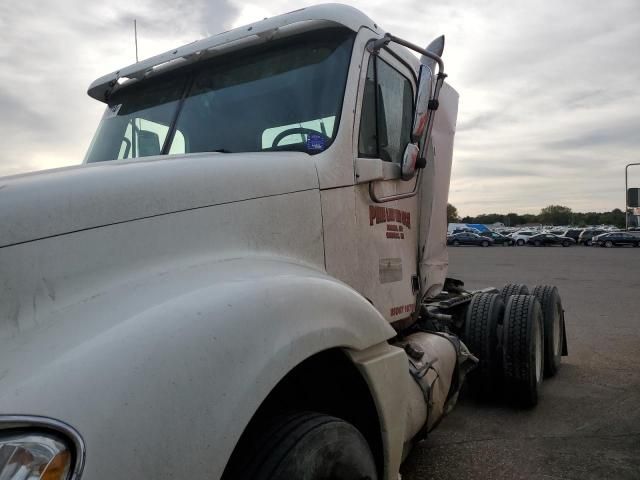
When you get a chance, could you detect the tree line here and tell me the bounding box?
[447,204,626,228]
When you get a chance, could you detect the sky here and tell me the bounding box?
[1,0,639,216]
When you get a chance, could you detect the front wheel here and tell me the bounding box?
[516,239,525,246]
[585,240,592,246]
[534,240,542,247]
[481,240,489,247]
[562,241,570,247]
[453,240,460,246]
[225,412,378,480]
[604,240,613,248]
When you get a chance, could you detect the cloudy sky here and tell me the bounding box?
[1,0,639,215]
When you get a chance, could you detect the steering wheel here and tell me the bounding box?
[271,127,331,148]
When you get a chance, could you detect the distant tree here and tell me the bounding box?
[475,213,504,224]
[505,212,522,226]
[539,205,572,225]
[521,214,539,225]
[447,203,460,223]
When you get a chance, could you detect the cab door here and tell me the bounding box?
[352,49,419,324]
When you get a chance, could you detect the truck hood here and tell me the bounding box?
[0,152,319,248]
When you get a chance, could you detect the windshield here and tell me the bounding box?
[85,28,355,163]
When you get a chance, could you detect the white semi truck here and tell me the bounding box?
[0,4,567,479]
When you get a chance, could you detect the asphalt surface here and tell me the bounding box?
[401,245,640,480]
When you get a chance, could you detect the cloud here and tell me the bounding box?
[0,0,638,215]
[0,0,238,176]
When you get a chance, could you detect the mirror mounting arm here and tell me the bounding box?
[367,33,446,77]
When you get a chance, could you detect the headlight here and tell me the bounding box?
[0,417,84,480]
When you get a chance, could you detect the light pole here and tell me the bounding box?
[625,162,640,230]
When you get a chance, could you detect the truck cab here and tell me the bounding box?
[0,5,564,480]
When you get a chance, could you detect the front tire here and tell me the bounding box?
[227,412,378,480]
[605,240,613,248]
[562,241,570,247]
[516,239,525,246]
[502,295,544,407]
[453,240,460,246]
[481,240,489,247]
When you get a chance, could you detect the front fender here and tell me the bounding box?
[0,258,396,479]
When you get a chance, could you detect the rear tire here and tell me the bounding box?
[501,283,529,297]
[562,241,570,247]
[481,240,489,247]
[227,412,378,480]
[532,285,565,377]
[463,293,505,399]
[502,295,544,407]
[516,239,525,246]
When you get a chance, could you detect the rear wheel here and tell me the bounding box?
[226,412,378,480]
[502,295,544,407]
[501,283,529,297]
[532,285,565,377]
[585,240,592,246]
[481,240,489,247]
[516,239,525,246]
[463,293,505,398]
[562,241,570,247]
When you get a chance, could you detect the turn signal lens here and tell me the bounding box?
[0,432,71,479]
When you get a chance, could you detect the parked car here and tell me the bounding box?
[447,232,494,246]
[561,229,583,242]
[481,231,515,246]
[594,232,640,248]
[526,233,576,247]
[578,229,606,246]
[510,231,538,246]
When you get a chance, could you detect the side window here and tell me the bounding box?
[358,56,414,162]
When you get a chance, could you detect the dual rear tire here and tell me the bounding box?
[463,284,565,407]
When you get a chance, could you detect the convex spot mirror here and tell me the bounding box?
[401,64,433,181]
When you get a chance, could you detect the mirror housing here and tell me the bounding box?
[411,64,434,143]
[401,143,421,181]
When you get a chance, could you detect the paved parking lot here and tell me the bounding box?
[402,246,640,480]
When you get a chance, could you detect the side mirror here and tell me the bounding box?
[138,130,161,157]
[411,64,434,142]
[401,64,433,180]
[401,143,420,181]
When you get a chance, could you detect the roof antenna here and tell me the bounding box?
[134,19,139,63]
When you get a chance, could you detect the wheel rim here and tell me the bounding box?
[606,241,612,248]
[534,316,543,383]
